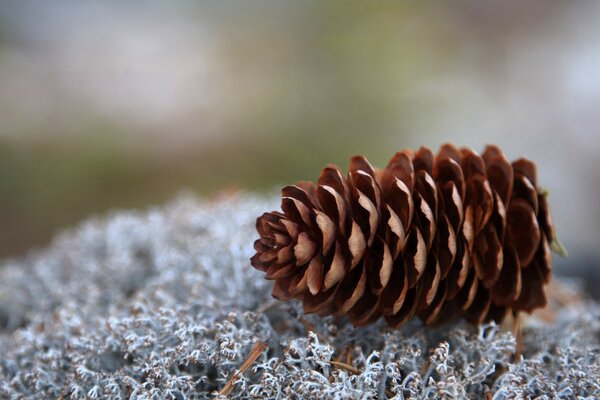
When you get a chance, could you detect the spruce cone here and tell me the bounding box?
[251,144,555,327]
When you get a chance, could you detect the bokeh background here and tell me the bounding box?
[1,1,599,283]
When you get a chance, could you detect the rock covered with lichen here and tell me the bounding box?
[0,193,599,399]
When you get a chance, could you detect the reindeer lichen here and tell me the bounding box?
[0,194,598,399]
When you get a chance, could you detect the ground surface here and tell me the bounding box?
[1,194,599,399]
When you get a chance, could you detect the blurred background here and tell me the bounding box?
[0,1,599,282]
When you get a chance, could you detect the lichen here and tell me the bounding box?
[0,193,598,399]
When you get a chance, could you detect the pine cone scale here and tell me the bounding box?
[507,198,541,267]
[491,231,522,306]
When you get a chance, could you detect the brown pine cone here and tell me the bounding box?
[250,144,555,327]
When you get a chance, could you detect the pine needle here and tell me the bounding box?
[329,360,360,375]
[219,341,267,396]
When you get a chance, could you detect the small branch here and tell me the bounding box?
[257,300,282,314]
[344,344,353,365]
[218,341,267,396]
[512,311,522,361]
[483,384,492,400]
[329,360,360,375]
[334,344,353,364]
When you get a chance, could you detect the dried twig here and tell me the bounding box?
[257,300,282,314]
[329,360,360,375]
[344,344,353,365]
[218,341,267,396]
[512,311,523,360]
[484,384,492,399]
[334,344,352,363]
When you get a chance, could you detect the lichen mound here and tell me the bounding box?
[0,194,598,399]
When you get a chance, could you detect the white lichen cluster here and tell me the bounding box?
[0,193,598,399]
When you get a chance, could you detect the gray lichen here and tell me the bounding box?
[0,193,598,399]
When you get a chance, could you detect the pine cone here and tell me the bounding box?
[251,144,555,327]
